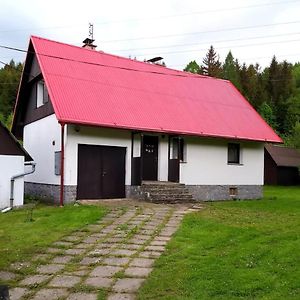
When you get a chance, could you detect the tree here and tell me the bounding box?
[183,60,202,74]
[0,60,22,121]
[222,51,241,90]
[258,102,277,130]
[202,46,222,78]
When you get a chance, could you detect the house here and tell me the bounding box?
[12,36,282,204]
[264,144,300,185]
[0,121,33,210]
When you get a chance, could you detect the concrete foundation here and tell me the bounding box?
[25,182,77,204]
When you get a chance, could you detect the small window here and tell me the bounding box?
[55,151,61,175]
[170,137,186,162]
[36,80,49,108]
[228,143,240,164]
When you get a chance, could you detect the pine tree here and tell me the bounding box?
[202,46,222,78]
[183,60,201,74]
[222,51,241,90]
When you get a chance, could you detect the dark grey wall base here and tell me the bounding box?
[186,185,263,201]
[126,185,146,200]
[25,182,77,204]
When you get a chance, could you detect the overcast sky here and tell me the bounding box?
[0,0,299,70]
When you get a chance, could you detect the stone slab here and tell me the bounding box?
[145,245,165,252]
[103,257,130,266]
[110,249,136,257]
[150,240,168,246]
[85,276,113,288]
[121,244,141,250]
[37,264,65,274]
[129,258,155,268]
[32,288,68,300]
[67,293,98,300]
[0,271,16,281]
[48,275,81,288]
[88,248,110,256]
[90,265,122,277]
[74,243,92,249]
[20,275,51,285]
[153,236,171,241]
[65,248,86,255]
[10,261,31,271]
[9,287,30,300]
[80,257,101,266]
[52,255,74,264]
[113,278,145,293]
[139,251,162,258]
[125,267,153,278]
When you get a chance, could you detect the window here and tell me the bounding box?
[170,137,186,162]
[36,80,49,108]
[228,143,240,164]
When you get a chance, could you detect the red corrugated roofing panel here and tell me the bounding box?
[31,36,282,143]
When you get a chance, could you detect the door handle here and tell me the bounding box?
[102,171,107,177]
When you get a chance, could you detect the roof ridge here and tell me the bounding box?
[30,35,228,82]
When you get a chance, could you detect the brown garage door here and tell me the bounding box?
[77,144,126,199]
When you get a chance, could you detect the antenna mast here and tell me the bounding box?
[89,23,94,40]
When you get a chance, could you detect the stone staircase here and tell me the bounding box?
[140,181,194,204]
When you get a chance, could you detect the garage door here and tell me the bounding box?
[77,144,126,199]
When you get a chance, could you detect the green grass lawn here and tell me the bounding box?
[138,186,300,300]
[0,204,107,270]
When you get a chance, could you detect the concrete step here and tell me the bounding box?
[141,181,194,204]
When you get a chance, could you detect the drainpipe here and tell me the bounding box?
[60,123,65,207]
[9,161,36,209]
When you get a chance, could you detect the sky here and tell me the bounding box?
[0,0,299,70]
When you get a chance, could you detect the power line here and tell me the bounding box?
[113,31,300,53]
[101,20,300,43]
[0,0,298,34]
[133,38,300,57]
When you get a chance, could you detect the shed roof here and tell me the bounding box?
[265,144,300,167]
[0,122,32,161]
[14,36,282,143]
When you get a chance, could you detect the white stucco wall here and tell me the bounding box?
[23,115,264,188]
[65,126,132,186]
[23,114,61,184]
[0,155,24,209]
[180,137,264,185]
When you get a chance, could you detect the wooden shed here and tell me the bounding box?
[264,144,300,185]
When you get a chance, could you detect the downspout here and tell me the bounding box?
[60,123,65,207]
[9,161,36,209]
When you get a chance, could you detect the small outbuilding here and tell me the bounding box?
[0,122,33,209]
[264,144,300,185]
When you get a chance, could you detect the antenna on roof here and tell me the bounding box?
[89,23,94,40]
[82,23,97,50]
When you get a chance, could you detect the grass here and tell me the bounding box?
[138,186,300,300]
[0,203,107,270]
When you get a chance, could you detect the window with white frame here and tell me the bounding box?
[36,80,49,108]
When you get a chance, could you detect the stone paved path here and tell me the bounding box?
[1,203,201,300]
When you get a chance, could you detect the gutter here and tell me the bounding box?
[7,161,36,211]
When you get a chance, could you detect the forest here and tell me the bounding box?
[0,49,299,148]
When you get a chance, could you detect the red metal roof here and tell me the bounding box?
[30,36,282,143]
